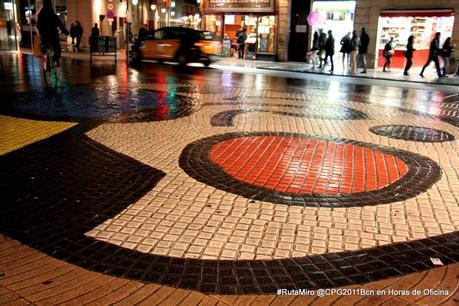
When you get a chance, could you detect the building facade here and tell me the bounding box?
[305,0,458,69]
[1,0,458,70]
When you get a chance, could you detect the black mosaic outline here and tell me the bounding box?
[210,107,368,127]
[0,87,199,123]
[370,125,455,142]
[179,132,442,208]
[0,126,458,295]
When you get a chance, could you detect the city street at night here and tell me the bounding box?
[1,52,459,305]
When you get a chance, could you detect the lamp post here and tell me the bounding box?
[126,0,130,62]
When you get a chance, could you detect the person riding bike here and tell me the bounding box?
[36,0,69,66]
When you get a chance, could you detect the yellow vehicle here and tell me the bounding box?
[131,27,220,66]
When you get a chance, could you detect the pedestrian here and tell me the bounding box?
[318,29,326,68]
[340,32,351,71]
[138,24,149,41]
[382,37,394,72]
[420,32,442,78]
[89,23,100,52]
[74,21,83,52]
[441,37,454,76]
[308,31,319,69]
[359,27,369,73]
[323,30,334,72]
[70,23,76,46]
[403,35,415,76]
[349,31,360,74]
[236,27,247,59]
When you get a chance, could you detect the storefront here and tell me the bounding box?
[0,0,20,51]
[202,0,277,60]
[310,0,355,53]
[376,9,454,69]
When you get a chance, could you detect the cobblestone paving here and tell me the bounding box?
[0,235,458,305]
[0,54,459,297]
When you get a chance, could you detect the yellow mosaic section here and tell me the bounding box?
[0,115,76,155]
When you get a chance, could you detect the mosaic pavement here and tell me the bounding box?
[0,55,459,297]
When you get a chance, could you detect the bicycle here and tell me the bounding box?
[42,47,61,88]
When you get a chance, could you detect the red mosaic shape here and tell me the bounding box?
[209,136,409,195]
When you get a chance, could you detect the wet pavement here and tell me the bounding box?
[0,53,459,304]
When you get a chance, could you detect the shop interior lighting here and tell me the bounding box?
[132,0,138,5]
[151,4,156,10]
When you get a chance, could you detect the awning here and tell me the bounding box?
[380,9,454,18]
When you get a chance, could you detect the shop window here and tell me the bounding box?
[257,15,275,53]
[376,12,454,68]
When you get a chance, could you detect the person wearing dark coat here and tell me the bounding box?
[322,30,335,72]
[420,32,442,78]
[359,27,369,73]
[89,23,100,52]
[309,31,319,69]
[403,36,415,76]
[340,32,351,70]
[70,23,76,45]
[138,24,149,41]
[441,37,454,76]
[318,29,326,68]
[236,27,247,59]
[382,37,393,72]
[73,21,83,52]
[36,0,69,63]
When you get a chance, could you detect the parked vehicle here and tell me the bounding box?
[130,27,220,66]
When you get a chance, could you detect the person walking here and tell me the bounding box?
[359,27,369,73]
[340,32,351,72]
[70,23,76,46]
[309,31,319,69]
[382,37,394,72]
[236,27,247,59]
[420,32,442,78]
[74,21,83,52]
[349,31,360,74]
[89,23,100,52]
[441,37,454,76]
[318,29,326,69]
[323,30,335,72]
[403,36,415,76]
[138,24,149,41]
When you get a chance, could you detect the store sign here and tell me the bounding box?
[107,0,114,22]
[4,2,12,10]
[205,0,274,13]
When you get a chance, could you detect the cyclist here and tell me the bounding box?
[36,0,69,66]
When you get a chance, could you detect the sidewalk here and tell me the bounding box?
[216,57,459,86]
[14,48,459,86]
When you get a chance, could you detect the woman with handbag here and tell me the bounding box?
[383,37,394,72]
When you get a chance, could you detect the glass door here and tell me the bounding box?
[0,0,19,51]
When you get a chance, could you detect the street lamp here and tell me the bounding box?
[132,0,138,5]
[151,4,156,10]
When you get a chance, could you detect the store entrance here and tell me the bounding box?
[223,15,276,59]
[204,14,276,60]
[310,1,356,58]
[376,10,454,69]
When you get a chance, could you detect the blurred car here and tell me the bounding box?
[130,27,220,66]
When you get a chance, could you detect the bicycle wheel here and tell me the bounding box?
[43,53,52,87]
